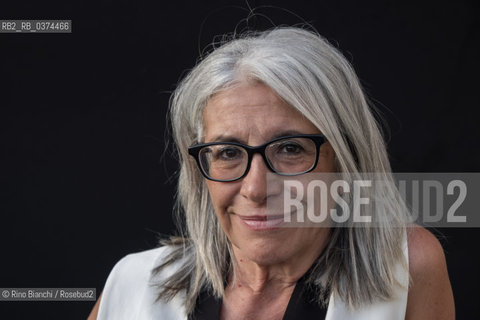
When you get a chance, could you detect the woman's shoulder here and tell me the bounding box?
[407,226,446,275]
[104,246,171,284]
[405,226,455,319]
[111,246,172,272]
[97,245,188,320]
[102,245,185,291]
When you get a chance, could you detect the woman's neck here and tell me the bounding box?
[228,228,331,294]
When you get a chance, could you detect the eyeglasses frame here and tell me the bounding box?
[188,134,327,182]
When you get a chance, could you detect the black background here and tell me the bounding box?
[0,0,479,319]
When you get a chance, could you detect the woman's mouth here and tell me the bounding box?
[238,215,285,231]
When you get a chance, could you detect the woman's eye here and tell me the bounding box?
[279,143,303,154]
[216,147,242,160]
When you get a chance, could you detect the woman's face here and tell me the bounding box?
[202,82,336,266]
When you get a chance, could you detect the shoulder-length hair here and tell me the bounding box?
[154,27,410,315]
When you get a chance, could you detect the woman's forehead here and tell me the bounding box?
[206,81,282,107]
[201,83,320,143]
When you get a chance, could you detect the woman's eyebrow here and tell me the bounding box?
[207,134,244,144]
[272,130,307,138]
[206,130,311,144]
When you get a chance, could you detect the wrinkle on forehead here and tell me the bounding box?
[202,82,319,144]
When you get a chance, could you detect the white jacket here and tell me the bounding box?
[97,241,409,320]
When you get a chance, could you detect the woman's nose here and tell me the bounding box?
[239,154,269,204]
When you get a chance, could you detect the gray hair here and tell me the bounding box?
[154,27,410,314]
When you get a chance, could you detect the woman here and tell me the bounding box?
[89,27,454,319]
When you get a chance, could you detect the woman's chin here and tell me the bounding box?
[236,241,291,266]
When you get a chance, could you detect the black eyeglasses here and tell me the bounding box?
[188,134,327,182]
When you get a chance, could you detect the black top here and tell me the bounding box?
[189,276,328,320]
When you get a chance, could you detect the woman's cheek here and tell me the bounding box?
[207,182,240,212]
